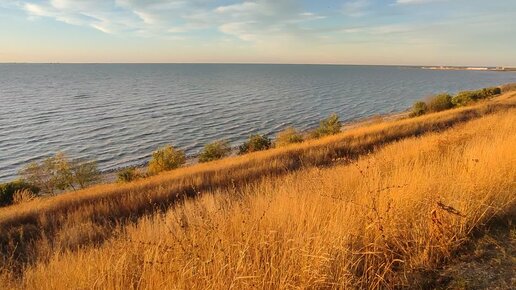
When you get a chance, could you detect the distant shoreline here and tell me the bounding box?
[1,63,515,70]
[420,66,516,72]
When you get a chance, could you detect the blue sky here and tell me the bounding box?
[1,0,515,65]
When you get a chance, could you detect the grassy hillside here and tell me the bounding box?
[1,91,515,289]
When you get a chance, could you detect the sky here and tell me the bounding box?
[0,0,515,65]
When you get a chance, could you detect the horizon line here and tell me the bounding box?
[0,62,514,68]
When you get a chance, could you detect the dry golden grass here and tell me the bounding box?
[0,92,515,289]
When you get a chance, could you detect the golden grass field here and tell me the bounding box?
[1,91,515,289]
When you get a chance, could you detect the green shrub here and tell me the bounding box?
[427,94,453,112]
[239,134,272,154]
[410,101,428,117]
[199,140,231,162]
[275,127,304,147]
[0,179,40,207]
[313,113,341,138]
[452,87,501,107]
[479,87,501,98]
[452,92,476,107]
[117,167,143,183]
[148,145,186,175]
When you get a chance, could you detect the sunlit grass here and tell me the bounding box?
[0,92,515,289]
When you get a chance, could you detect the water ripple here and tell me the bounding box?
[0,64,515,181]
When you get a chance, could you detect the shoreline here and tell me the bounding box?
[100,109,411,182]
[420,66,516,72]
[3,82,511,184]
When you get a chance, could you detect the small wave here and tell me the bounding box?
[1,64,516,182]
[73,94,91,99]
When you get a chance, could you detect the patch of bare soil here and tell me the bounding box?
[414,215,515,290]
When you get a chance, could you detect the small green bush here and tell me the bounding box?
[452,92,476,107]
[313,113,341,138]
[275,127,304,147]
[479,87,501,98]
[452,87,501,107]
[0,179,40,207]
[148,145,186,175]
[239,134,271,154]
[117,167,143,183]
[410,86,502,117]
[410,101,428,117]
[427,94,453,112]
[199,140,231,162]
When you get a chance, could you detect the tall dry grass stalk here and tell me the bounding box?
[0,95,514,289]
[11,189,36,205]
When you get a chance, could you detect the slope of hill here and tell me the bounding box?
[1,91,515,289]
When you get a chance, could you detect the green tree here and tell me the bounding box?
[313,113,341,138]
[20,155,62,195]
[239,134,272,154]
[199,140,231,163]
[69,159,101,189]
[20,152,101,194]
[148,145,186,175]
[275,127,304,147]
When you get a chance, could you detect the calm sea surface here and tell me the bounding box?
[1,64,515,182]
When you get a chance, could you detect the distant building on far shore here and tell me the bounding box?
[420,66,516,71]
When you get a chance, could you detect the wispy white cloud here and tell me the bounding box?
[3,0,515,65]
[11,0,516,66]
[19,0,325,43]
[211,0,324,42]
[20,0,201,35]
[23,0,144,34]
